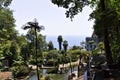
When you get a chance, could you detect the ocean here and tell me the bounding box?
[45,35,85,49]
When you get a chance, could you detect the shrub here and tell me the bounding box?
[46,59,58,66]
[11,65,29,77]
[63,56,70,63]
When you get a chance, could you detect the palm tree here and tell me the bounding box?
[22,19,44,80]
[57,35,63,51]
[63,40,68,52]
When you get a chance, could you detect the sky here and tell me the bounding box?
[9,0,94,37]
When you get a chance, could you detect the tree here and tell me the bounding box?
[63,40,68,52]
[51,0,89,20]
[45,50,60,67]
[48,41,54,51]
[25,28,47,58]
[99,0,113,64]
[0,9,17,40]
[0,1,18,67]
[51,0,120,65]
[10,41,20,62]
[22,19,44,80]
[90,0,120,64]
[20,43,30,63]
[0,0,12,8]
[37,35,47,51]
[57,35,63,51]
[71,45,81,50]
[15,35,30,63]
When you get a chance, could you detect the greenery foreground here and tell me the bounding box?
[0,0,120,80]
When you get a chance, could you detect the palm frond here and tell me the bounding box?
[23,26,31,30]
[22,19,45,32]
[36,25,45,32]
[22,23,31,30]
[28,22,35,27]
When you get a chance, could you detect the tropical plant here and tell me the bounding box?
[22,19,44,80]
[0,0,12,8]
[80,49,89,63]
[57,35,63,51]
[45,50,60,66]
[63,40,68,52]
[0,5,19,66]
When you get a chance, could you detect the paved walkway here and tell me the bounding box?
[0,71,13,80]
[29,60,79,70]
[59,60,79,68]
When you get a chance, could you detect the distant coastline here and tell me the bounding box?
[45,35,86,49]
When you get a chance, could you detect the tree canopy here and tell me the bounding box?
[51,0,120,64]
[0,0,12,8]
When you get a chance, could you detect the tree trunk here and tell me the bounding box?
[104,27,113,64]
[35,28,40,80]
[59,42,62,50]
[100,0,113,65]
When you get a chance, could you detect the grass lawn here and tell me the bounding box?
[45,74,64,80]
